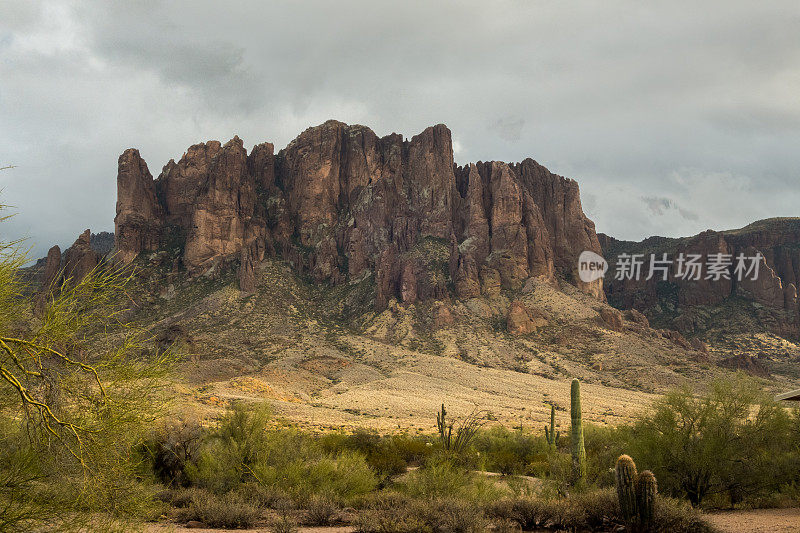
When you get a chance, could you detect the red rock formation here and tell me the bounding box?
[114,121,606,307]
[599,307,623,331]
[63,230,99,284]
[115,149,163,263]
[237,246,256,294]
[40,245,61,290]
[181,137,262,272]
[602,219,800,337]
[34,245,62,312]
[507,300,548,336]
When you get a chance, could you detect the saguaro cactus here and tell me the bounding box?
[570,378,586,483]
[544,403,559,449]
[437,403,452,450]
[615,455,638,524]
[636,470,657,530]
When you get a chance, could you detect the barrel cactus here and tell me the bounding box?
[636,470,657,530]
[615,455,638,524]
[570,378,586,483]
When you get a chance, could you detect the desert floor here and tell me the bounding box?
[140,507,800,532]
[706,507,800,533]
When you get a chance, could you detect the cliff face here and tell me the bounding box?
[114,120,604,306]
[601,218,800,337]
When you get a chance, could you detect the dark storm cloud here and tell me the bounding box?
[1,1,799,260]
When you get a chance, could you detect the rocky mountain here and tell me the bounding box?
[26,120,800,428]
[601,218,800,338]
[114,120,604,308]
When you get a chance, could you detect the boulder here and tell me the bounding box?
[507,300,548,336]
[599,308,623,331]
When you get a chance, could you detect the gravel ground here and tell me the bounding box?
[707,508,800,533]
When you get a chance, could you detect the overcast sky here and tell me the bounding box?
[2,1,799,259]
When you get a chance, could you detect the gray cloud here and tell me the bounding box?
[642,196,699,221]
[1,1,800,259]
[490,117,525,142]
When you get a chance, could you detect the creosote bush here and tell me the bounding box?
[175,489,260,529]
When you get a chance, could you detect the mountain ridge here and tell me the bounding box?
[114,120,605,308]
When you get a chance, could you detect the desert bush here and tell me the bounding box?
[236,481,292,509]
[303,495,338,526]
[176,489,260,528]
[486,490,714,532]
[415,497,488,532]
[187,403,272,492]
[652,496,717,532]
[138,419,202,487]
[474,426,549,475]
[355,497,485,533]
[398,458,505,504]
[320,429,429,483]
[630,374,800,506]
[270,515,298,533]
[353,508,429,533]
[254,449,377,505]
[485,496,553,530]
[398,459,470,499]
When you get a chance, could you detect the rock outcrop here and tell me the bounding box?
[114,120,605,306]
[63,230,100,284]
[601,218,800,337]
[34,245,62,312]
[507,300,548,336]
[115,149,164,263]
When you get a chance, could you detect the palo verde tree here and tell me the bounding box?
[630,374,799,507]
[0,193,177,530]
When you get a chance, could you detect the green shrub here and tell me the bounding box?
[254,450,377,505]
[355,497,486,533]
[176,489,261,528]
[474,426,549,475]
[398,460,470,499]
[320,430,428,482]
[186,439,245,493]
[630,375,799,506]
[235,481,292,509]
[653,496,717,533]
[414,497,488,532]
[398,459,505,504]
[186,404,274,493]
[270,515,298,533]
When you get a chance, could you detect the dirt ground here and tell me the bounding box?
[707,507,800,533]
[144,526,354,532]
[141,508,800,532]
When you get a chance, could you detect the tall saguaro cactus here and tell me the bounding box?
[570,378,586,483]
[544,403,559,449]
